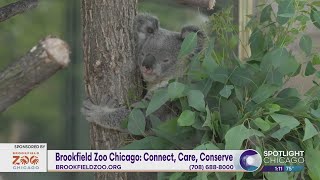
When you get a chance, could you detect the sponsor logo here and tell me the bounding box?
[239,149,262,172]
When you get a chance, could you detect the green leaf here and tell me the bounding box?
[235,87,244,103]
[299,35,312,56]
[230,66,254,87]
[265,69,283,86]
[178,32,197,58]
[220,100,239,125]
[219,85,234,99]
[260,5,272,23]
[312,54,320,65]
[261,48,299,75]
[146,89,169,116]
[168,82,186,99]
[149,114,161,128]
[252,84,279,104]
[202,55,218,74]
[265,172,289,180]
[277,0,295,25]
[196,172,208,180]
[270,113,300,129]
[194,142,220,150]
[270,114,300,140]
[311,108,320,118]
[305,61,316,76]
[128,109,146,135]
[188,90,206,112]
[303,118,319,141]
[253,118,271,131]
[121,136,161,150]
[305,147,320,179]
[311,7,320,29]
[266,104,281,113]
[209,68,229,83]
[177,110,196,126]
[203,106,213,130]
[249,29,265,57]
[225,124,264,149]
[169,172,183,180]
[271,127,291,140]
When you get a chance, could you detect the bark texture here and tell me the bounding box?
[0,37,70,113]
[0,0,38,22]
[82,0,145,179]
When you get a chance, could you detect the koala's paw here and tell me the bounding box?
[81,96,117,123]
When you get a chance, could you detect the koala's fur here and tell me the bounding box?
[82,14,204,132]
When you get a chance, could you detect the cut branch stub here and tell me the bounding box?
[0,0,38,22]
[0,36,70,113]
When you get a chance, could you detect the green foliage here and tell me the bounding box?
[126,1,320,179]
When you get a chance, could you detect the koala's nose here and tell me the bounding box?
[142,54,156,69]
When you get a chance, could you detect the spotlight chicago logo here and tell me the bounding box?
[263,150,304,165]
[12,151,40,170]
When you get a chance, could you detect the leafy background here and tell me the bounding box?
[0,0,209,180]
[124,0,320,179]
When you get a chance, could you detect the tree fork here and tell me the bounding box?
[0,37,70,113]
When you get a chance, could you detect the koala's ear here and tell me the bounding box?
[134,13,160,44]
[181,25,205,53]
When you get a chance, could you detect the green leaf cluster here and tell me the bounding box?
[125,1,320,179]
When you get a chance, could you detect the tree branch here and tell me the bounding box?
[177,0,216,9]
[0,0,38,22]
[0,37,70,113]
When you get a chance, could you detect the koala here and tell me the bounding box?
[82,13,205,133]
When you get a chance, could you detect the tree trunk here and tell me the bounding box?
[0,37,70,113]
[82,0,145,179]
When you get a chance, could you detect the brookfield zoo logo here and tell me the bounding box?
[12,152,40,170]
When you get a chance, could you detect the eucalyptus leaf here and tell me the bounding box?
[168,82,186,99]
[305,61,316,76]
[128,109,146,135]
[252,84,279,104]
[225,124,264,149]
[312,54,320,65]
[178,32,197,58]
[202,55,218,74]
[305,147,320,179]
[188,90,206,112]
[311,108,320,118]
[203,106,213,130]
[265,171,289,180]
[303,118,319,141]
[146,89,169,116]
[311,7,320,29]
[261,48,299,75]
[219,85,234,99]
[121,136,160,150]
[271,127,291,140]
[270,113,300,129]
[253,118,271,131]
[169,172,183,180]
[260,5,272,23]
[277,0,295,25]
[177,110,196,126]
[299,35,312,56]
